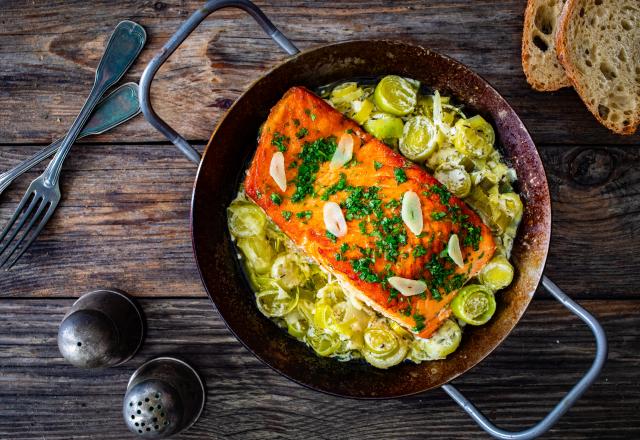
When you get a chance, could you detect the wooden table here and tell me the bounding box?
[0,1,638,438]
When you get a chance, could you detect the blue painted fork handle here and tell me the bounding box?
[139,0,299,165]
[443,275,608,440]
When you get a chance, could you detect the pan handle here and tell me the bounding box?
[139,0,299,164]
[442,275,608,440]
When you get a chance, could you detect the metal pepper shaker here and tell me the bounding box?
[57,288,144,368]
[123,357,205,438]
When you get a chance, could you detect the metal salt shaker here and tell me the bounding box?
[57,288,144,368]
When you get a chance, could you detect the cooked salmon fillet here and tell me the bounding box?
[245,87,495,338]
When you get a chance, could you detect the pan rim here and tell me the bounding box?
[191,39,551,399]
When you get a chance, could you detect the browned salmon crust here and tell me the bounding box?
[245,87,495,338]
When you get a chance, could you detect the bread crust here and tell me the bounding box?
[556,0,639,135]
[522,0,571,91]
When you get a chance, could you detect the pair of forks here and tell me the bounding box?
[0,21,146,270]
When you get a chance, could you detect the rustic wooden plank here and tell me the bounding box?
[0,143,638,298]
[1,0,638,146]
[0,298,637,439]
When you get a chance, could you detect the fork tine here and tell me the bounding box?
[0,191,36,244]
[0,193,41,256]
[0,199,48,268]
[3,201,55,270]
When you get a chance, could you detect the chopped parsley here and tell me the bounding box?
[304,108,317,121]
[346,128,353,134]
[296,210,312,220]
[296,127,309,139]
[448,205,468,224]
[431,211,447,221]
[412,313,426,332]
[430,184,451,205]
[462,222,481,250]
[375,215,407,262]
[351,257,380,283]
[281,210,292,221]
[326,231,337,242]
[384,198,401,209]
[271,132,289,152]
[412,244,427,258]
[374,161,383,170]
[423,253,467,301]
[394,167,408,184]
[343,186,383,220]
[291,137,337,203]
[270,193,282,205]
[321,173,347,201]
[340,243,349,253]
[293,118,300,127]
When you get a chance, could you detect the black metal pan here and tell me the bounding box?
[139,2,607,438]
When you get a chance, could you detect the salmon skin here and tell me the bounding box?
[245,87,495,338]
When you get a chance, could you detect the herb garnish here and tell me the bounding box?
[281,211,292,221]
[270,193,282,205]
[412,244,427,258]
[296,210,312,220]
[304,108,317,121]
[271,132,289,152]
[374,161,383,170]
[343,186,383,220]
[431,211,447,221]
[326,231,337,242]
[351,257,380,283]
[394,167,408,184]
[375,215,407,262]
[462,222,481,250]
[291,137,337,203]
[430,184,451,205]
[296,127,308,139]
[321,173,347,201]
[412,313,426,332]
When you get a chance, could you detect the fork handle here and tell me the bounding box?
[0,83,140,196]
[42,21,146,187]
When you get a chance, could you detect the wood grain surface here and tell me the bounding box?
[0,299,638,440]
[0,0,638,438]
[1,0,639,146]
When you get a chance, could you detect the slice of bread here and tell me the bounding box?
[522,0,571,91]
[556,0,640,135]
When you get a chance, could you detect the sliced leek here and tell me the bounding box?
[451,284,496,325]
[479,255,514,291]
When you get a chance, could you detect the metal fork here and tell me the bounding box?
[0,82,140,199]
[0,21,146,269]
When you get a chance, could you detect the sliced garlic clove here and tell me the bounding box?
[323,201,348,237]
[330,133,354,169]
[269,151,287,192]
[388,276,427,296]
[401,190,423,236]
[448,233,464,268]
